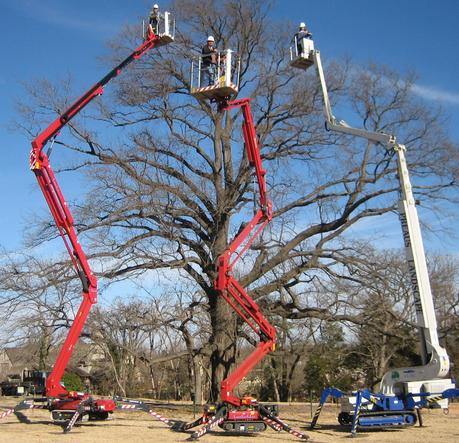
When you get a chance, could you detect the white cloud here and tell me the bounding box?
[355,64,459,106]
[411,84,459,105]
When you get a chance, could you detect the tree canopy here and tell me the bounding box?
[2,0,458,400]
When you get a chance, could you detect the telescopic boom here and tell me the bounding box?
[31,28,169,398]
[299,45,451,395]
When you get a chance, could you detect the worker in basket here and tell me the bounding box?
[149,3,162,35]
[294,22,313,58]
[201,36,218,86]
[218,51,227,86]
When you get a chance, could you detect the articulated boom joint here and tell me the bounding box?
[263,199,273,220]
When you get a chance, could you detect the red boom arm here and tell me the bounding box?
[31,31,163,398]
[216,98,275,407]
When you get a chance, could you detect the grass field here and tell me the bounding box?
[0,398,458,442]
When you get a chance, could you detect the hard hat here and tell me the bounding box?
[153,4,159,8]
[299,22,306,28]
[207,36,215,42]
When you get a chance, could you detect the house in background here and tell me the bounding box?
[0,342,108,392]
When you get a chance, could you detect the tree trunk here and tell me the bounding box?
[272,366,281,403]
[208,288,237,401]
[193,354,204,405]
[149,366,157,398]
[38,326,51,370]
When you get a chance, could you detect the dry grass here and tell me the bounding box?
[0,398,457,443]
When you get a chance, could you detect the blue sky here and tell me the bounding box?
[0,0,458,258]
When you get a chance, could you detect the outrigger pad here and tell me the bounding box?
[171,416,205,432]
[170,420,188,431]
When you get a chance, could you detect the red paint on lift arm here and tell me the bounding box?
[30,32,162,399]
[215,98,275,406]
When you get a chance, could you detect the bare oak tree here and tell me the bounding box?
[8,0,459,399]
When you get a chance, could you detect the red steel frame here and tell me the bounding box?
[215,98,275,407]
[30,29,163,399]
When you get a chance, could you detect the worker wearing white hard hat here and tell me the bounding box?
[149,3,162,36]
[294,21,313,58]
[202,36,218,86]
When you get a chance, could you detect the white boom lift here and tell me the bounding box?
[290,32,457,433]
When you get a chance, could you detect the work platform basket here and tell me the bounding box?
[190,49,240,101]
[143,11,175,45]
[290,36,314,70]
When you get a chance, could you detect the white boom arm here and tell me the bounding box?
[309,48,451,395]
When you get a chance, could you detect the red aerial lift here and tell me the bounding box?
[0,15,175,433]
[174,84,308,439]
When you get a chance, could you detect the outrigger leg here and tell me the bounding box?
[259,404,309,440]
[189,415,226,440]
[171,415,206,432]
[0,398,48,423]
[350,390,364,437]
[416,408,423,427]
[115,397,178,428]
[310,387,344,429]
[172,403,226,440]
[63,397,93,433]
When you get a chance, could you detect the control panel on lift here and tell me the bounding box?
[190,49,241,101]
[290,36,314,70]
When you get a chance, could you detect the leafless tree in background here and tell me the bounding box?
[3,0,459,400]
[0,252,81,369]
[429,255,459,371]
